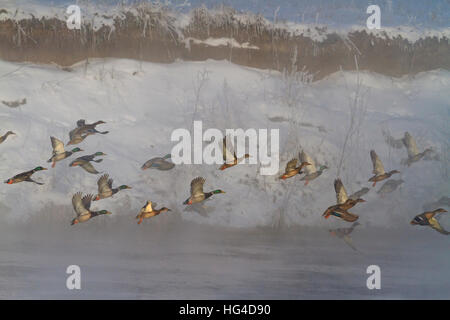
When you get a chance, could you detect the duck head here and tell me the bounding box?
[95,152,106,156]
[212,189,226,194]
[34,166,47,171]
[71,147,83,153]
[119,185,132,190]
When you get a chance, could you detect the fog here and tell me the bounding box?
[1,210,449,299]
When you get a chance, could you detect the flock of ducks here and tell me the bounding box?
[0,124,448,235]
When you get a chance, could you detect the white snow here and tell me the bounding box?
[0,58,449,228]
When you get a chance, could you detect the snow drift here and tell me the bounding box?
[0,58,448,228]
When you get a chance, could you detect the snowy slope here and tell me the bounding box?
[0,58,449,228]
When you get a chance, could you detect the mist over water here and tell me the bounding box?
[1,212,449,299]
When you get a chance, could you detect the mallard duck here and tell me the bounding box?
[71,192,111,225]
[66,127,93,145]
[377,179,404,196]
[0,131,15,144]
[219,136,250,170]
[183,177,225,205]
[329,222,360,251]
[94,174,131,201]
[279,158,311,180]
[4,166,47,185]
[322,179,366,222]
[141,154,175,170]
[69,158,101,174]
[136,201,171,224]
[298,150,328,186]
[76,120,108,134]
[401,132,433,166]
[410,208,449,235]
[47,137,83,168]
[368,150,400,187]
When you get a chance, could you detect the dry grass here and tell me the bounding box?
[0,4,448,80]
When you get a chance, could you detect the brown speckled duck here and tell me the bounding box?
[410,208,449,235]
[368,150,400,187]
[136,201,171,224]
[220,136,250,170]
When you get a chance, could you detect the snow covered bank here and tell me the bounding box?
[0,58,449,228]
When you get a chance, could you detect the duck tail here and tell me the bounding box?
[93,159,103,163]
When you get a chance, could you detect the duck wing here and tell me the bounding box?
[285,159,298,173]
[349,187,370,200]
[300,150,316,174]
[97,174,113,194]
[191,177,205,197]
[334,178,348,204]
[223,136,236,164]
[51,136,65,155]
[80,161,100,174]
[144,201,154,212]
[429,217,450,235]
[72,192,90,216]
[402,132,419,158]
[370,150,385,175]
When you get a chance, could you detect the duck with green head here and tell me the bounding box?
[93,174,132,201]
[183,177,225,205]
[71,192,112,225]
[48,137,83,168]
[141,154,174,170]
[4,166,47,185]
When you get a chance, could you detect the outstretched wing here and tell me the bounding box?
[82,194,93,210]
[334,178,348,204]
[223,136,236,164]
[370,150,385,175]
[190,177,205,197]
[349,187,369,200]
[285,159,298,173]
[402,132,419,158]
[51,136,65,155]
[97,174,113,194]
[429,217,450,235]
[300,150,316,175]
[144,201,153,212]
[72,192,89,216]
[80,161,100,174]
